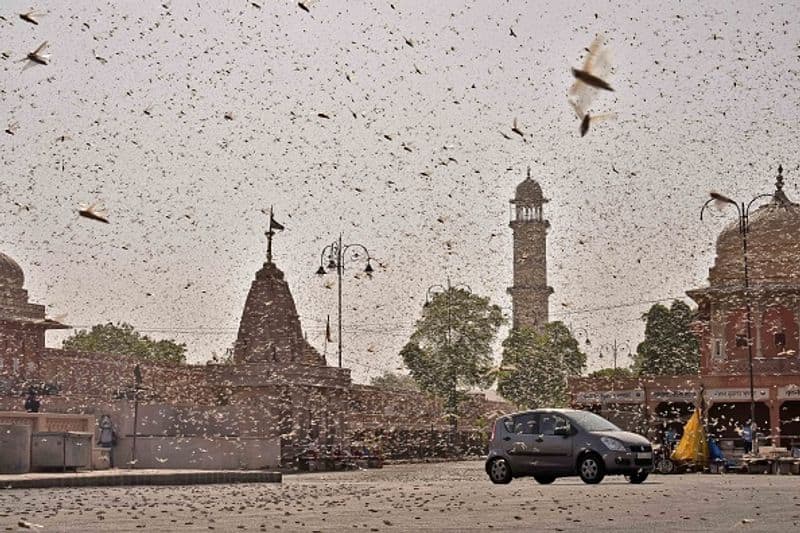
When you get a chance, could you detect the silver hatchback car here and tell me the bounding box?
[485,408,653,485]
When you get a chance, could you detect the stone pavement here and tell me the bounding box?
[0,469,281,489]
[1,461,798,532]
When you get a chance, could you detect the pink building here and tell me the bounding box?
[570,172,800,451]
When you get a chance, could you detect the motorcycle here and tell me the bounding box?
[652,443,676,474]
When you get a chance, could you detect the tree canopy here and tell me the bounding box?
[400,288,504,424]
[62,322,187,364]
[634,300,700,376]
[369,371,419,392]
[497,322,587,409]
[588,367,634,379]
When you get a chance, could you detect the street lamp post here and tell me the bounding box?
[131,364,142,469]
[700,165,784,454]
[557,326,591,404]
[316,234,374,368]
[599,339,631,371]
[425,278,472,446]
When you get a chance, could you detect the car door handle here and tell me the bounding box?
[503,436,511,441]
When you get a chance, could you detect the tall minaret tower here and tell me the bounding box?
[507,167,553,331]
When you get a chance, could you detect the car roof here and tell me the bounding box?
[499,408,583,419]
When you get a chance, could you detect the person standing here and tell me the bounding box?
[98,415,117,467]
[24,389,40,412]
[741,422,753,454]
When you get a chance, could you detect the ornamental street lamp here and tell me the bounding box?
[425,278,472,446]
[699,165,785,455]
[569,325,592,347]
[315,234,374,368]
[599,339,631,371]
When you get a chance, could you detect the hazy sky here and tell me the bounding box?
[2,0,798,382]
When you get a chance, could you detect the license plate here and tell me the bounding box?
[636,452,652,459]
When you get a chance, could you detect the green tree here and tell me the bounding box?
[588,367,634,379]
[369,371,419,392]
[634,300,700,375]
[497,322,587,409]
[62,322,187,364]
[401,288,505,429]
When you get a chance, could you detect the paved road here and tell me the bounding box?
[1,461,798,532]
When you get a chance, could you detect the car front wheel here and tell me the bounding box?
[488,457,512,484]
[578,453,605,484]
[626,469,649,484]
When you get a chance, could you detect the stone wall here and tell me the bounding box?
[2,348,513,466]
[113,436,280,470]
[344,385,512,459]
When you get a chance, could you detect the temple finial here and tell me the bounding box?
[265,207,286,263]
[266,207,274,264]
[773,164,794,205]
[527,166,531,179]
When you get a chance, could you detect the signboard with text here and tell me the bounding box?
[574,390,644,404]
[778,385,800,400]
[649,390,696,403]
[574,391,602,404]
[706,388,769,402]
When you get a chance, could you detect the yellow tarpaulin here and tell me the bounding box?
[670,410,708,466]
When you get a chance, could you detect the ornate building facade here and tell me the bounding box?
[507,168,553,331]
[0,252,69,391]
[569,170,800,451]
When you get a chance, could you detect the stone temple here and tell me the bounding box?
[0,220,508,470]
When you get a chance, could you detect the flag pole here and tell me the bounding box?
[267,205,273,263]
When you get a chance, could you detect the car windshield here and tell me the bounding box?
[567,411,621,432]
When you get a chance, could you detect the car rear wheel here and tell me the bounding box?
[656,458,674,474]
[626,469,649,484]
[488,457,512,484]
[533,474,555,484]
[578,453,605,484]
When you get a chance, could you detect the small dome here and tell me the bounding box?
[514,168,544,206]
[710,189,800,286]
[0,252,24,288]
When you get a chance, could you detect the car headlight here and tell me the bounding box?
[600,436,627,452]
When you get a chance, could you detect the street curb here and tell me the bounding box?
[0,471,282,489]
[383,456,485,465]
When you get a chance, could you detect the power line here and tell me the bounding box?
[59,295,688,335]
